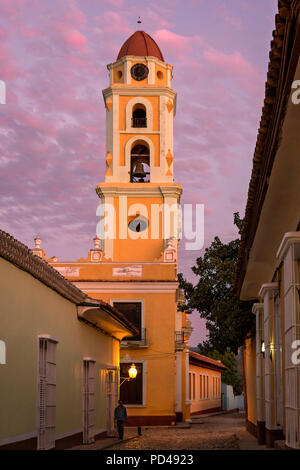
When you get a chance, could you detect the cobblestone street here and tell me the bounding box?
[70,412,271,451]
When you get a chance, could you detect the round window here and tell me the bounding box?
[131,63,149,81]
[157,70,163,80]
[128,216,148,233]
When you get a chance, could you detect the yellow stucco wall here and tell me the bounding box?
[0,257,119,443]
[119,133,160,167]
[87,290,176,417]
[245,338,257,426]
[189,363,222,414]
[113,195,164,262]
[119,95,159,131]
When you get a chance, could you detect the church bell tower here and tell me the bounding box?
[97,30,182,263]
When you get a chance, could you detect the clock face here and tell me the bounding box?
[130,63,149,81]
[128,216,148,233]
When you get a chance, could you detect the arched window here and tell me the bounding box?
[132,104,147,128]
[130,143,150,183]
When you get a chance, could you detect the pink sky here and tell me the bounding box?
[0,0,277,346]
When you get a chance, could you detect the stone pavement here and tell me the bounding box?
[69,411,272,451]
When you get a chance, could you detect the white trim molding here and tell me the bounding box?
[73,281,178,294]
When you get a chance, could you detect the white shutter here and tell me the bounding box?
[83,359,96,444]
[106,370,114,436]
[38,336,58,450]
[283,247,300,449]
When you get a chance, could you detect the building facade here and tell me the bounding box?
[45,31,191,425]
[236,0,300,449]
[0,230,137,450]
[189,351,225,415]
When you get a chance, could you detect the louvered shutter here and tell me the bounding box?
[38,336,58,450]
[106,371,114,436]
[83,358,96,444]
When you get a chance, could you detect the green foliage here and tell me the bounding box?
[197,345,243,396]
[178,213,255,355]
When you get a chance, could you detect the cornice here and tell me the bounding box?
[258,282,279,300]
[102,86,177,100]
[235,0,300,295]
[96,183,182,199]
[252,302,264,315]
[276,231,300,260]
[106,55,173,70]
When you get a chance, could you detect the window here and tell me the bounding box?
[189,372,196,401]
[83,358,96,444]
[199,374,209,399]
[212,376,221,398]
[128,215,148,233]
[132,104,147,128]
[130,143,150,183]
[38,335,58,450]
[113,302,142,341]
[120,362,143,405]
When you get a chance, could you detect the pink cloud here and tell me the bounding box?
[203,47,256,76]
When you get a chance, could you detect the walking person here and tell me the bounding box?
[114,400,127,440]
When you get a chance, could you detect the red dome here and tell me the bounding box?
[117,31,164,62]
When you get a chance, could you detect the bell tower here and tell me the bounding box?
[47,30,190,426]
[96,30,182,263]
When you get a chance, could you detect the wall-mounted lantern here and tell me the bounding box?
[120,363,138,386]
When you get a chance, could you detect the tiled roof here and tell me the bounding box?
[235,0,300,295]
[0,229,138,335]
[189,350,226,371]
[117,30,164,62]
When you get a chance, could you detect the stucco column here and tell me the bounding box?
[259,282,281,447]
[175,351,182,417]
[277,232,300,449]
[252,302,265,443]
[185,348,191,421]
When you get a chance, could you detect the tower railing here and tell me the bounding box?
[132,117,147,128]
[175,331,185,351]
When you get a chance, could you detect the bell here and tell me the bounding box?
[133,162,146,178]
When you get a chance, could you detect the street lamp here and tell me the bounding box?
[261,340,265,356]
[128,363,137,379]
[120,363,138,386]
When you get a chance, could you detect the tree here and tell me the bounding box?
[178,213,254,413]
[178,213,255,355]
[196,345,243,396]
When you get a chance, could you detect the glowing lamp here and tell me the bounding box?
[261,341,265,354]
[128,363,137,379]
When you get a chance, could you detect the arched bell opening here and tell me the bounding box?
[130,142,150,183]
[132,104,147,128]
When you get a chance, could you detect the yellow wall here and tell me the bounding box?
[87,290,176,417]
[113,195,164,262]
[189,364,222,414]
[113,64,124,84]
[245,338,257,425]
[119,133,160,167]
[155,63,168,86]
[0,257,119,443]
[119,95,159,131]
